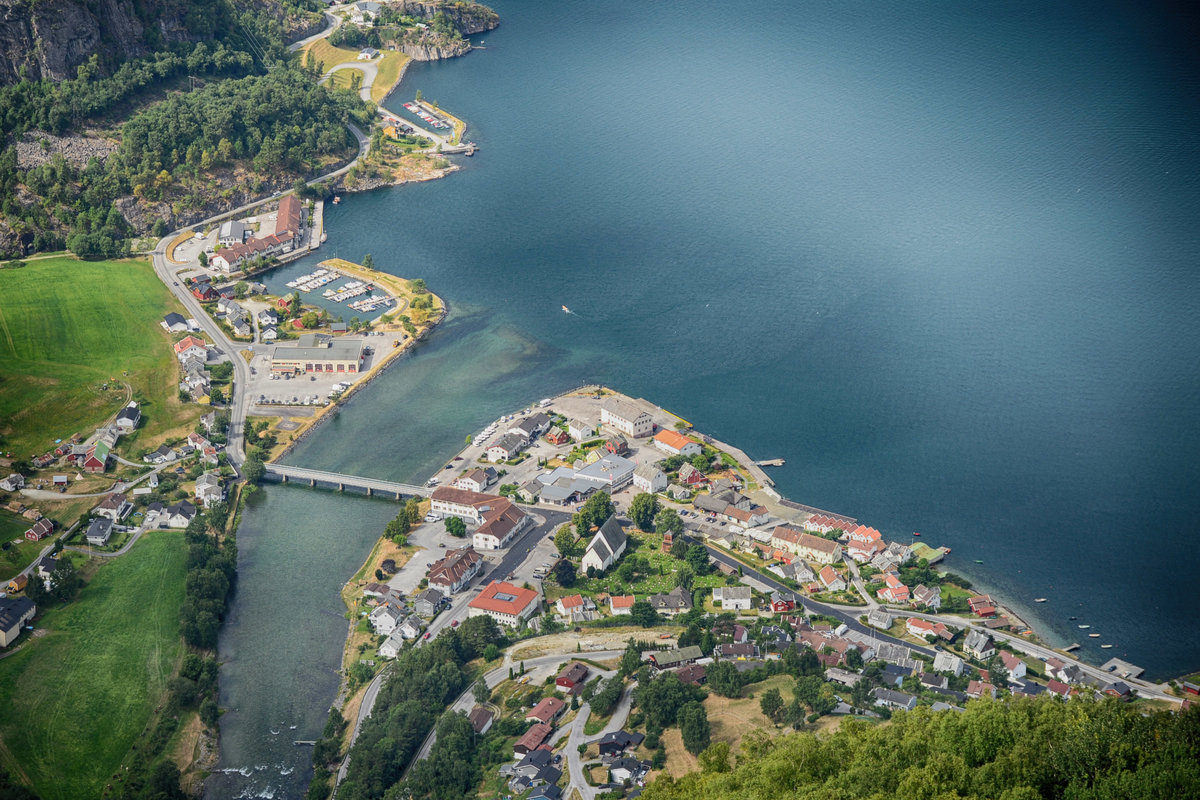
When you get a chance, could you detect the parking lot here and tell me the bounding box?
[243,334,392,412]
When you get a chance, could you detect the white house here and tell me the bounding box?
[580,515,627,574]
[486,433,525,463]
[379,630,406,658]
[194,473,224,508]
[427,546,483,595]
[217,219,247,245]
[712,585,753,611]
[467,581,541,628]
[369,604,404,635]
[999,650,1028,680]
[600,398,653,438]
[164,500,198,529]
[453,468,489,494]
[632,464,667,494]
[964,629,995,660]
[472,500,528,551]
[0,474,24,492]
[652,429,701,457]
[173,336,208,364]
[114,402,141,432]
[933,650,965,677]
[95,492,132,521]
[85,518,113,546]
[567,418,595,442]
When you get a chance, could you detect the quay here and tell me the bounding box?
[263,463,430,499]
[756,458,786,466]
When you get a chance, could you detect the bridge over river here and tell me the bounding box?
[263,464,431,499]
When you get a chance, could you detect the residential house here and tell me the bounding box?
[85,518,114,546]
[608,757,649,784]
[174,335,208,363]
[609,594,635,615]
[260,326,278,342]
[567,418,594,441]
[161,312,189,332]
[114,402,141,432]
[716,642,759,660]
[999,651,1027,680]
[768,591,795,613]
[818,565,847,592]
[825,667,864,687]
[802,514,848,535]
[667,483,691,500]
[545,427,569,445]
[847,538,885,563]
[648,645,703,670]
[508,413,551,442]
[1047,679,1071,699]
[866,607,892,629]
[847,524,883,545]
[712,585,753,610]
[164,500,198,529]
[905,617,951,641]
[770,560,816,584]
[350,0,381,23]
[918,672,949,690]
[933,651,965,676]
[486,433,525,463]
[427,546,483,595]
[195,473,224,508]
[911,584,942,611]
[24,518,54,542]
[967,680,998,700]
[632,464,668,494]
[513,748,555,779]
[652,429,700,457]
[968,594,998,618]
[964,629,996,660]
[598,730,645,758]
[873,687,918,712]
[95,492,132,521]
[770,525,842,564]
[398,617,424,641]
[676,663,707,686]
[513,722,552,757]
[525,696,566,725]
[0,473,24,492]
[379,631,406,658]
[0,596,36,647]
[601,398,653,438]
[676,463,706,486]
[453,468,490,494]
[877,573,910,604]
[469,706,494,735]
[369,604,404,635]
[467,581,540,627]
[880,663,914,687]
[473,499,528,550]
[144,444,175,465]
[555,594,595,619]
[648,585,693,616]
[693,494,727,516]
[413,588,445,617]
[200,411,218,432]
[556,662,590,693]
[34,556,58,587]
[581,515,627,574]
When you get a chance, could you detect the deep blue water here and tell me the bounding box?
[216,1,1200,795]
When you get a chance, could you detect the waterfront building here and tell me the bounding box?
[427,546,483,595]
[269,333,364,376]
[632,463,667,493]
[600,398,653,438]
[770,525,842,564]
[652,429,700,457]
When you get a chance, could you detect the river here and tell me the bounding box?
[211,1,1200,796]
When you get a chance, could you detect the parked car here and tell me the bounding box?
[451,619,460,627]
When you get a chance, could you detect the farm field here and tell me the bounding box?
[0,532,187,799]
[0,256,201,458]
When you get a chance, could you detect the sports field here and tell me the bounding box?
[0,256,200,457]
[0,532,187,799]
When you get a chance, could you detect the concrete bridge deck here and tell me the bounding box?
[264,463,430,499]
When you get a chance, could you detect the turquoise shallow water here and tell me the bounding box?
[214,1,1200,796]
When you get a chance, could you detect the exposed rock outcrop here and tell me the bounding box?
[388,0,499,35]
[396,30,472,61]
[14,131,117,170]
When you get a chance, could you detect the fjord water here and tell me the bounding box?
[215,1,1200,795]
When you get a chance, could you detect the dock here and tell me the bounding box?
[1064,643,1080,652]
[1100,657,1144,679]
[755,458,786,467]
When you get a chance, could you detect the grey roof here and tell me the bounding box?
[86,518,113,542]
[634,463,665,482]
[576,453,635,484]
[163,312,186,327]
[274,335,363,363]
[0,596,35,631]
[167,500,197,518]
[965,628,994,653]
[490,432,524,452]
[602,398,648,422]
[872,687,917,707]
[648,585,693,611]
[586,515,626,562]
[694,494,727,514]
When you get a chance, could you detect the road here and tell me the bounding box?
[324,60,377,103]
[288,11,339,53]
[65,525,146,558]
[699,539,936,659]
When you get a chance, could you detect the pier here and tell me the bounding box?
[755,458,786,467]
[263,464,430,499]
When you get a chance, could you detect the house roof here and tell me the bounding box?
[576,454,635,485]
[0,596,35,632]
[475,498,526,542]
[819,565,842,586]
[515,722,552,751]
[774,525,840,555]
[650,645,703,668]
[526,696,565,723]
[167,500,197,518]
[602,398,649,423]
[633,463,664,482]
[609,594,636,609]
[558,594,585,610]
[558,662,589,683]
[98,492,128,510]
[468,706,494,733]
[489,432,524,453]
[648,586,692,611]
[174,335,206,353]
[469,581,539,616]
[653,429,694,451]
[585,515,626,562]
[428,546,481,588]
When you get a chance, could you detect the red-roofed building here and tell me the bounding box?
[609,594,635,615]
[877,573,910,604]
[467,581,540,627]
[905,617,951,641]
[969,594,998,618]
[847,538,886,563]
[847,524,882,544]
[513,722,552,756]
[818,565,846,592]
[999,651,1027,680]
[967,680,997,700]
[525,696,566,725]
[653,429,700,457]
[1048,680,1071,699]
[556,662,589,693]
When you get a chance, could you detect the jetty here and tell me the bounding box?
[756,458,786,467]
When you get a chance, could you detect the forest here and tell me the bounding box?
[642,698,1200,800]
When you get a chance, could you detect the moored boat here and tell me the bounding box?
[1035,598,1047,603]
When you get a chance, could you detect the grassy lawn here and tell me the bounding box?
[326,67,365,91]
[371,52,410,104]
[0,532,187,799]
[0,256,202,458]
[299,39,360,72]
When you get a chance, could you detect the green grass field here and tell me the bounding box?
[0,532,186,799]
[0,256,202,458]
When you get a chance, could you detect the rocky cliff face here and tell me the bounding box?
[389,0,499,35]
[397,30,472,61]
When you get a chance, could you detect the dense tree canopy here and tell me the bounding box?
[642,699,1200,800]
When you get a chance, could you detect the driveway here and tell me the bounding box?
[324,60,378,103]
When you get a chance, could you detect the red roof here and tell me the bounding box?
[469,581,539,617]
[610,594,635,609]
[654,429,695,452]
[525,696,565,724]
[174,335,206,353]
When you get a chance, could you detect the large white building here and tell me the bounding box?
[467,581,541,627]
[601,399,653,438]
[632,464,667,493]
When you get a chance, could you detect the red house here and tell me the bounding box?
[769,592,795,613]
[546,429,569,445]
[82,443,110,473]
[192,284,217,301]
[968,594,998,618]
[556,661,589,693]
[25,518,54,542]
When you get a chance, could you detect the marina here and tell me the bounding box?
[286,268,395,311]
[402,101,451,130]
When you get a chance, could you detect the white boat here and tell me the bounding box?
[1100,644,1113,649]
[1088,633,1101,639]
[1034,598,1047,603]
[1078,624,1091,629]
